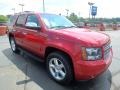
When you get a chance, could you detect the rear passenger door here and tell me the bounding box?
[14,14,27,46]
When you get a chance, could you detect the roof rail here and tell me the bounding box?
[18,11,34,14]
[23,11,34,13]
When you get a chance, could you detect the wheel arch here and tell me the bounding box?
[8,32,14,40]
[45,46,75,79]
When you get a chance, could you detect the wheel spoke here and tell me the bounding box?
[58,63,64,69]
[53,58,59,65]
[49,64,55,68]
[59,70,65,78]
[51,70,56,77]
[55,71,60,79]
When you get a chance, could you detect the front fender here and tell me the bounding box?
[46,39,81,62]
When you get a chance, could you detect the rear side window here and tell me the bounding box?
[16,14,27,27]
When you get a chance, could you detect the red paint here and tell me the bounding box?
[9,13,113,81]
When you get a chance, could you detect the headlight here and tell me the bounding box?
[82,47,102,60]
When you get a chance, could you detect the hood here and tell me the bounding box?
[53,28,110,47]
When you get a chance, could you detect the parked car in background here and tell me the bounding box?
[8,11,113,85]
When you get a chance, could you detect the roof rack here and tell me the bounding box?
[23,11,34,13]
[18,11,34,14]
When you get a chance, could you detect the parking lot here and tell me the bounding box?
[0,30,120,90]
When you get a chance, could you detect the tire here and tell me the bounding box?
[46,52,73,85]
[9,37,19,53]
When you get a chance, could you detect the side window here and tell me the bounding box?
[16,14,27,27]
[25,15,40,28]
[9,15,18,25]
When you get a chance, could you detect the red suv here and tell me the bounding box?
[8,12,113,85]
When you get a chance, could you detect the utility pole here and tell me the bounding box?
[66,9,69,17]
[43,0,45,13]
[88,2,94,19]
[19,3,24,12]
[11,8,15,15]
[78,12,81,22]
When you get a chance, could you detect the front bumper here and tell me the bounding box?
[74,49,113,80]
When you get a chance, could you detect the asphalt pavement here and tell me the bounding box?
[0,30,120,90]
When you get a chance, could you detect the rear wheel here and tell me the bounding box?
[46,52,73,85]
[9,37,19,53]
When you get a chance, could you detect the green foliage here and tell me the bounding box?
[79,17,85,22]
[67,13,79,23]
[0,15,8,22]
[67,12,120,24]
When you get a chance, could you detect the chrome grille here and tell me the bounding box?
[104,42,111,59]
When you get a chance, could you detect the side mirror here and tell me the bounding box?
[25,22,41,30]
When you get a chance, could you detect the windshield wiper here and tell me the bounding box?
[50,26,77,29]
[65,26,77,28]
[50,26,67,29]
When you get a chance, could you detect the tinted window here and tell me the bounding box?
[9,15,18,25]
[26,15,40,27]
[16,14,27,27]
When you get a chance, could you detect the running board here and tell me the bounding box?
[18,47,44,63]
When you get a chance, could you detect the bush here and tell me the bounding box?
[67,13,79,23]
[0,15,8,23]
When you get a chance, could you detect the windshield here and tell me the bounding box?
[41,14,76,29]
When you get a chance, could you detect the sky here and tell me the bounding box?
[0,0,120,18]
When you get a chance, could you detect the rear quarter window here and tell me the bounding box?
[7,15,18,31]
[9,15,18,25]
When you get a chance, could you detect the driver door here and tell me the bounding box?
[23,14,46,56]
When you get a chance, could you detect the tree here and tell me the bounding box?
[67,13,79,23]
[0,15,8,22]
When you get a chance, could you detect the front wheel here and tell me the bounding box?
[46,52,73,85]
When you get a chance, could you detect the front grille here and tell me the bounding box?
[103,42,111,59]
